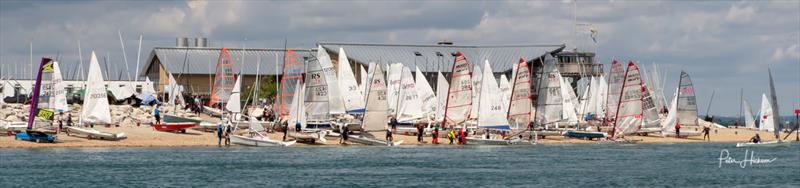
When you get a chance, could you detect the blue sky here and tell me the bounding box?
[0,0,798,116]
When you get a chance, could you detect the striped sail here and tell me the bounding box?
[305,52,331,122]
[612,61,644,138]
[535,54,563,125]
[278,49,303,119]
[362,65,389,131]
[443,52,473,128]
[289,80,307,129]
[387,63,403,116]
[605,60,624,124]
[209,48,235,107]
[26,58,55,129]
[508,58,532,126]
[676,71,698,126]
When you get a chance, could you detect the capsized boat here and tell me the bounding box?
[562,130,607,140]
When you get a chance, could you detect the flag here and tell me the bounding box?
[589,27,598,44]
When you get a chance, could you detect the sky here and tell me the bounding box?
[0,0,798,116]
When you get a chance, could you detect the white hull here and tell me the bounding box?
[231,134,296,147]
[735,141,791,148]
[465,137,524,145]
[203,106,223,117]
[331,121,362,132]
[288,131,327,143]
[66,126,127,140]
[636,127,662,134]
[1,121,27,132]
[347,134,404,146]
[535,130,562,136]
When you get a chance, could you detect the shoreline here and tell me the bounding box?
[2,124,795,149]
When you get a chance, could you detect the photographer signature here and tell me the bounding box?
[718,149,777,168]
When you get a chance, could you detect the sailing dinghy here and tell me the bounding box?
[348,64,403,146]
[737,69,788,147]
[15,58,59,143]
[466,60,522,145]
[68,52,126,140]
[661,71,701,137]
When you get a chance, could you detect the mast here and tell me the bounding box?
[135,34,143,82]
[531,55,545,128]
[610,61,632,139]
[118,30,132,81]
[738,88,743,127]
[705,90,715,119]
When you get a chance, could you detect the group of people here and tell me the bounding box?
[216,120,233,147]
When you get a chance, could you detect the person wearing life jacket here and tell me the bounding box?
[674,122,681,137]
[458,128,465,145]
[447,129,456,144]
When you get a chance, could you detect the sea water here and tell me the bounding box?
[1,143,798,187]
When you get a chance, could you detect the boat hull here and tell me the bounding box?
[562,130,607,139]
[66,126,127,140]
[230,134,296,147]
[661,130,702,137]
[735,141,791,148]
[152,122,197,132]
[14,131,56,143]
[287,131,327,143]
[347,134,404,146]
[465,137,524,145]
[163,115,202,124]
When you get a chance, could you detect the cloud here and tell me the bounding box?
[726,2,756,23]
[771,44,800,61]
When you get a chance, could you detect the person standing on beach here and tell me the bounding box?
[386,129,394,142]
[56,112,64,133]
[339,125,349,144]
[66,113,73,127]
[282,120,289,141]
[447,129,455,144]
[416,122,424,143]
[216,123,223,147]
[703,126,711,141]
[432,127,439,144]
[457,128,465,145]
[224,124,232,146]
[389,116,398,132]
[674,122,681,138]
[153,105,161,125]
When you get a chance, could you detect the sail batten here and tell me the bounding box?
[676,71,698,126]
[443,52,473,128]
[508,58,532,126]
[209,48,235,107]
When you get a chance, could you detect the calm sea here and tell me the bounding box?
[1,143,798,187]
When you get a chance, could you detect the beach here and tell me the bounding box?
[2,118,794,148]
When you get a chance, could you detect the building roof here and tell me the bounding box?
[318,42,565,72]
[142,47,316,76]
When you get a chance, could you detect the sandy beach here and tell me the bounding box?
[2,121,795,148]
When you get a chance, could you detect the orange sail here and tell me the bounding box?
[209,48,235,107]
[278,49,304,119]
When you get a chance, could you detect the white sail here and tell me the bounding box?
[535,54,564,125]
[742,99,756,128]
[166,73,185,106]
[143,77,156,94]
[758,94,774,132]
[396,66,422,121]
[1,79,13,99]
[641,84,661,128]
[415,66,437,120]
[596,75,608,119]
[337,47,365,113]
[443,52,473,127]
[81,51,112,124]
[612,62,644,137]
[50,61,69,112]
[305,54,331,122]
[362,65,389,131]
[661,88,679,133]
[316,45,345,115]
[676,71,698,126]
[478,60,510,129]
[583,77,599,118]
[766,69,781,137]
[508,58,532,126]
[649,64,666,112]
[387,63,403,116]
[499,74,511,114]
[225,74,242,113]
[560,76,579,123]
[435,71,449,122]
[289,80,307,129]
[359,64,367,97]
[471,65,482,119]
